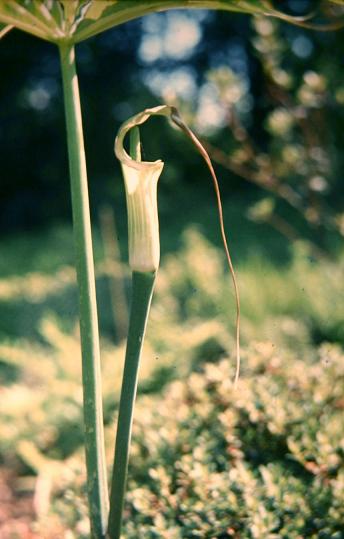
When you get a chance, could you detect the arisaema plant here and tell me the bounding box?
[1,1,343,538]
[109,104,241,538]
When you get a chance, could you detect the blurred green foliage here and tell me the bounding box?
[1,2,344,255]
[0,222,343,537]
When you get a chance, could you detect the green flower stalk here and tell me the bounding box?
[108,124,160,539]
[109,110,172,538]
[108,105,241,538]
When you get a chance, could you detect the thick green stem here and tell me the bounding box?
[59,43,108,538]
[108,270,156,538]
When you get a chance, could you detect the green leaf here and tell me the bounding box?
[0,0,329,44]
[0,0,65,41]
[0,22,13,39]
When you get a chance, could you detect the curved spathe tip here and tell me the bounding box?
[114,105,175,171]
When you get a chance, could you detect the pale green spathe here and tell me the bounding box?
[115,106,172,272]
[122,160,164,272]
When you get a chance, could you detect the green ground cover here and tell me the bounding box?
[0,199,343,537]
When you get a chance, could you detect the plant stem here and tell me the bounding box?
[108,126,156,538]
[59,42,108,538]
[108,270,156,539]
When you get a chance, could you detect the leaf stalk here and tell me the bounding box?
[59,42,108,539]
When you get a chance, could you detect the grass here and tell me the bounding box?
[0,199,343,537]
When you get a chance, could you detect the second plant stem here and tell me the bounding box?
[108,270,156,538]
[108,127,157,538]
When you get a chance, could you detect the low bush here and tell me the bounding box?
[0,226,343,537]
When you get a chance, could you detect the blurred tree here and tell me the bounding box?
[0,1,343,253]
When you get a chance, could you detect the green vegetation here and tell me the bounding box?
[0,221,343,537]
[1,1,344,536]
